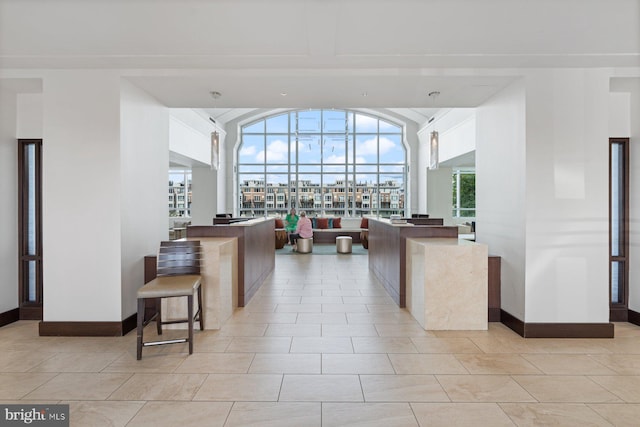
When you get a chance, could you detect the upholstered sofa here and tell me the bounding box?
[274,217,369,244]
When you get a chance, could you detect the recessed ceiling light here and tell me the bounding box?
[362,92,368,97]
[210,91,222,99]
[280,92,287,97]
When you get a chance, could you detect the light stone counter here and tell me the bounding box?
[163,237,238,330]
[406,238,488,330]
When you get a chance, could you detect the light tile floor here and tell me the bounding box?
[2,250,640,426]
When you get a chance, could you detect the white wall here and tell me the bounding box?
[16,93,43,138]
[426,167,454,225]
[191,167,218,225]
[120,80,170,319]
[0,85,18,314]
[524,69,610,323]
[42,70,123,322]
[169,111,212,166]
[476,79,527,320]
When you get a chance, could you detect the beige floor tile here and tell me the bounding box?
[411,403,515,427]
[436,375,536,402]
[321,324,379,337]
[249,353,321,374]
[226,337,292,353]
[601,337,640,354]
[410,337,483,354]
[193,373,282,401]
[389,354,468,374]
[290,337,354,353]
[348,312,418,324]
[512,375,621,403]
[612,322,640,337]
[342,296,395,305]
[29,352,122,373]
[214,323,268,337]
[226,402,321,427]
[533,338,613,354]
[499,403,612,427]
[127,401,232,427]
[374,324,436,337]
[102,352,187,373]
[321,303,369,313]
[174,352,254,373]
[322,402,418,427]
[468,336,548,354]
[366,304,404,313]
[0,373,58,400]
[322,290,361,297]
[455,354,543,375]
[322,354,394,374]
[296,313,347,324]
[522,354,617,375]
[67,401,144,427]
[352,337,418,353]
[590,354,640,375]
[361,374,450,402]
[282,289,322,297]
[589,375,640,402]
[243,302,278,312]
[301,296,344,304]
[26,373,132,400]
[265,324,322,337]
[589,403,640,426]
[279,374,363,401]
[191,335,233,352]
[108,373,206,401]
[228,312,298,324]
[275,303,322,313]
[0,351,56,373]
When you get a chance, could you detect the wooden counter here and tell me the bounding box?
[187,217,275,306]
[368,218,458,307]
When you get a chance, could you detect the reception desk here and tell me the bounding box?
[406,238,488,330]
[368,218,458,307]
[187,217,275,306]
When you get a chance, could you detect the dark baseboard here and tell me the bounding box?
[488,308,501,322]
[0,308,20,327]
[628,309,640,327]
[500,309,525,336]
[501,309,614,338]
[610,307,629,322]
[40,313,138,337]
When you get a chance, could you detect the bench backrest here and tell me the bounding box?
[157,240,202,277]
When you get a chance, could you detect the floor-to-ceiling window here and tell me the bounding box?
[610,138,629,321]
[237,110,406,218]
[18,139,42,320]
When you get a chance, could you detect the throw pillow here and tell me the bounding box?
[332,217,342,228]
[360,218,368,228]
[311,218,317,229]
[275,218,284,229]
[317,218,329,229]
[328,218,333,228]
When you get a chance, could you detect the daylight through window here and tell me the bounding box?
[237,110,406,218]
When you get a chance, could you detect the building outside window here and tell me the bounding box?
[237,109,406,218]
[169,169,192,217]
[452,168,476,218]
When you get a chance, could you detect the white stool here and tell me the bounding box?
[297,238,313,253]
[336,236,352,254]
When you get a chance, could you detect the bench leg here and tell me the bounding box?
[155,297,162,336]
[197,286,204,331]
[137,298,145,360]
[187,294,194,354]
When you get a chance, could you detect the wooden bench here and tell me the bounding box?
[136,240,203,360]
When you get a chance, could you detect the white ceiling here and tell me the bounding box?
[1,0,638,125]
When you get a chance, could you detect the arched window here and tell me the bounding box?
[237,109,406,218]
